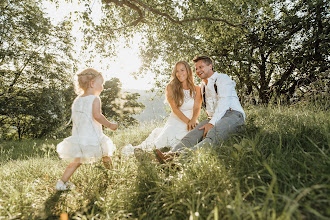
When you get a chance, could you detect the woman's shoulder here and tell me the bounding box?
[166,83,173,90]
[165,84,174,94]
[193,85,201,93]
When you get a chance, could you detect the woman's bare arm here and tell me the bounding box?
[166,85,190,125]
[187,85,202,130]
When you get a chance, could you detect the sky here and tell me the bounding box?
[43,0,154,90]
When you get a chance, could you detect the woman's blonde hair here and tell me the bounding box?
[75,68,103,95]
[167,61,196,107]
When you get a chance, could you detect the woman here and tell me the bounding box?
[122,61,202,154]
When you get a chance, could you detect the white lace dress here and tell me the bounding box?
[57,95,116,163]
[122,89,194,155]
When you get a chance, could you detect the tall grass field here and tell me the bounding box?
[0,105,329,219]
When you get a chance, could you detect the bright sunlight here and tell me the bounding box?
[43,0,153,90]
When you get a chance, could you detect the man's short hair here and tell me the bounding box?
[193,55,213,66]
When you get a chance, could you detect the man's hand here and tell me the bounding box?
[187,119,198,131]
[199,123,214,137]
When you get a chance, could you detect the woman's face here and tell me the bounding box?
[175,63,188,83]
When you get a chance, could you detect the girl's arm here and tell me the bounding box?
[92,96,118,131]
[187,85,202,130]
[166,84,190,126]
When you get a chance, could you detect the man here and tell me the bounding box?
[154,56,245,162]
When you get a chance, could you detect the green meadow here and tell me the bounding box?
[0,105,329,219]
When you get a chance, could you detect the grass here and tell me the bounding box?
[0,105,329,219]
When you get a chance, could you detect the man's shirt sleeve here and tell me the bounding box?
[209,74,236,125]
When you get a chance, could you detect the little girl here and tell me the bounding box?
[55,68,118,191]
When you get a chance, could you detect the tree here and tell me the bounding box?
[0,0,76,139]
[80,0,329,104]
[100,78,145,127]
[1,85,75,139]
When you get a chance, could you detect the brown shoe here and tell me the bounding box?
[153,149,167,164]
[164,152,180,161]
[153,149,180,164]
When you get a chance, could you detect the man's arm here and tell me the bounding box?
[199,75,234,137]
[209,74,236,125]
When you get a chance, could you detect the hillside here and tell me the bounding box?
[124,89,169,122]
[1,105,329,219]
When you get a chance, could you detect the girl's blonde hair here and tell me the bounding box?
[167,61,196,107]
[75,68,103,95]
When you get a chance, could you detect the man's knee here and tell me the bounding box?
[212,114,245,142]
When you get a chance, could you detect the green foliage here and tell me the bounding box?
[0,0,76,139]
[0,75,144,139]
[83,0,329,104]
[0,86,75,139]
[0,105,329,219]
[101,77,145,127]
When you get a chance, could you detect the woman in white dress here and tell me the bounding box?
[122,61,202,154]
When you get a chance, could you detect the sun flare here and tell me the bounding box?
[44,1,153,91]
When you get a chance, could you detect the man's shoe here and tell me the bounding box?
[153,149,166,164]
[159,146,171,153]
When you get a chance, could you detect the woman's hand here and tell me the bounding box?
[187,119,198,131]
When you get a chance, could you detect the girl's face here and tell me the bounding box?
[175,63,188,83]
[92,75,104,95]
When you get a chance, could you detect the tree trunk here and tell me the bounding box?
[259,52,269,104]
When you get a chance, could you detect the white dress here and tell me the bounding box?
[122,89,194,155]
[57,95,116,163]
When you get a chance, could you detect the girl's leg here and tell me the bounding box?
[61,158,82,182]
[102,156,112,169]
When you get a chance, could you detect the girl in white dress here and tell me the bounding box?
[55,68,118,191]
[122,61,202,154]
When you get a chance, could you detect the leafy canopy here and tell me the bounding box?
[79,0,329,104]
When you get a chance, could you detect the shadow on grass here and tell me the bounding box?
[37,191,64,219]
[126,150,186,219]
[63,165,113,218]
[0,139,60,163]
[127,151,161,218]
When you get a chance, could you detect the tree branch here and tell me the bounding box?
[132,0,243,27]
[103,0,143,29]
[103,0,244,28]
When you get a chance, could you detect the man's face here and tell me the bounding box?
[195,60,213,79]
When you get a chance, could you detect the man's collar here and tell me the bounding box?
[208,71,218,81]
